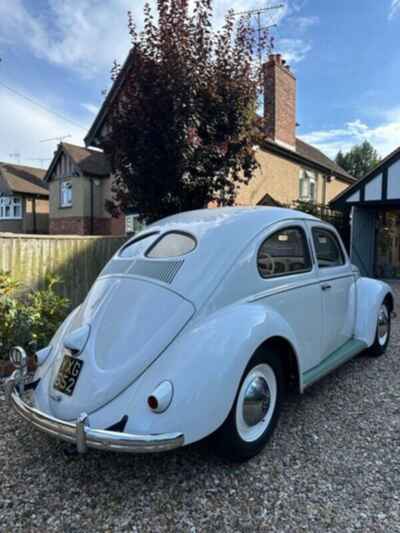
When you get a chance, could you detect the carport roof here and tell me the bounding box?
[330,144,400,209]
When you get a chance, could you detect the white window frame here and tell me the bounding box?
[60,180,72,207]
[0,195,22,220]
[299,170,318,203]
[125,213,145,234]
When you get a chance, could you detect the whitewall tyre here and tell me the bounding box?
[212,349,284,462]
[367,301,391,357]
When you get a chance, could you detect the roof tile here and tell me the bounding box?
[0,162,48,196]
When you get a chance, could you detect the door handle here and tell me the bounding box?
[321,283,332,291]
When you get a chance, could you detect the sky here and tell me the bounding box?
[0,0,399,168]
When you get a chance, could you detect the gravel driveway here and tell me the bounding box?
[1,283,400,532]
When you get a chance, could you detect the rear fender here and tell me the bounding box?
[355,277,393,346]
[82,302,302,445]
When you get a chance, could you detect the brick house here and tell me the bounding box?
[0,162,49,234]
[235,54,355,206]
[85,52,354,211]
[45,142,125,235]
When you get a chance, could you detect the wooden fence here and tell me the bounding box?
[0,234,127,307]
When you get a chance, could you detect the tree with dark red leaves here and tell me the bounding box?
[103,0,270,222]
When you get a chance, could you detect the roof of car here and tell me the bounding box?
[152,206,318,233]
[137,207,319,307]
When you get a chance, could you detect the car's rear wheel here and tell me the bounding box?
[212,348,284,462]
[367,301,391,357]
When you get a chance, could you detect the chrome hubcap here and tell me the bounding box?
[243,376,270,426]
[377,305,389,346]
[236,363,277,443]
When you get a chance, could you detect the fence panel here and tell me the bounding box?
[0,234,127,307]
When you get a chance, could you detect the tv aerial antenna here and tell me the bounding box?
[29,157,52,168]
[40,134,72,145]
[233,4,285,65]
[9,152,21,164]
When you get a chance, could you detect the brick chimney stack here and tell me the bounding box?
[263,53,296,150]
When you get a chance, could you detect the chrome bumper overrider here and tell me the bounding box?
[5,372,184,454]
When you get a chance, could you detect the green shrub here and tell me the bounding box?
[0,271,70,361]
[0,272,32,359]
[26,274,70,352]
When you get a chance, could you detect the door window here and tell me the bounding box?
[257,227,312,278]
[312,228,345,268]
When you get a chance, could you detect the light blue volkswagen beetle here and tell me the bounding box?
[6,207,394,461]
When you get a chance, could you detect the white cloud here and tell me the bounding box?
[0,0,315,170]
[0,1,309,77]
[300,112,400,159]
[81,103,100,115]
[389,0,400,19]
[0,0,134,77]
[294,15,319,32]
[0,85,87,167]
[279,38,311,64]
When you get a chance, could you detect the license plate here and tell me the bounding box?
[54,355,84,396]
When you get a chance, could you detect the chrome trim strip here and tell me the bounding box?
[246,273,355,303]
[6,377,184,454]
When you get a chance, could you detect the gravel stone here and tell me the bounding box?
[1,282,400,532]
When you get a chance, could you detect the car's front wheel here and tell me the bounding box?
[367,301,391,357]
[213,349,284,462]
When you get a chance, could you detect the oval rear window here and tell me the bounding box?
[119,232,159,258]
[146,232,196,258]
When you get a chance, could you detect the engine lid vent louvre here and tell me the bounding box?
[128,259,184,284]
[100,259,132,277]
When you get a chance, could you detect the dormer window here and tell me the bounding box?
[61,180,72,207]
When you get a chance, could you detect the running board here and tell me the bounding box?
[302,338,367,389]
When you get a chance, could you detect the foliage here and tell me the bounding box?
[25,275,70,352]
[288,200,351,250]
[0,272,32,359]
[335,140,380,180]
[0,272,70,360]
[104,0,271,222]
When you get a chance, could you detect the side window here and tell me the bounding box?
[312,228,345,268]
[257,227,312,279]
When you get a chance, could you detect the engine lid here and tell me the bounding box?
[47,276,195,419]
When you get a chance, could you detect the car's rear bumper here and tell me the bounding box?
[5,373,184,454]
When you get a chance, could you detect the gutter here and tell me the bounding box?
[261,140,355,185]
[90,178,94,235]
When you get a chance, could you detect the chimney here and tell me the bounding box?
[263,53,296,150]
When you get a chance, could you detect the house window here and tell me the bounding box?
[299,170,317,203]
[60,180,72,207]
[125,214,145,235]
[0,196,22,219]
